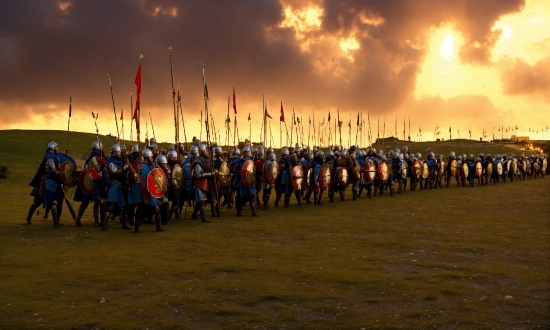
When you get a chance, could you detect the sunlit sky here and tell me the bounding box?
[0,0,548,146]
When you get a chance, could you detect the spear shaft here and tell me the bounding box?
[108,75,120,141]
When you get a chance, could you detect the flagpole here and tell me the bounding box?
[121,107,125,142]
[291,109,294,147]
[200,110,203,141]
[130,93,134,145]
[168,47,178,147]
[66,96,71,154]
[179,91,188,151]
[107,74,120,142]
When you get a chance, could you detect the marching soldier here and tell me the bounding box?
[392,152,404,194]
[228,148,242,209]
[190,144,218,222]
[254,146,265,206]
[311,149,325,205]
[213,146,230,208]
[126,143,142,227]
[425,151,437,189]
[137,148,165,232]
[156,154,171,225]
[28,141,65,227]
[274,148,291,207]
[166,150,182,220]
[261,152,277,209]
[350,150,362,200]
[181,146,198,213]
[235,146,259,216]
[289,148,303,207]
[101,144,131,230]
[73,140,105,227]
[466,154,476,187]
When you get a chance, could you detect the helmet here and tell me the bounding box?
[267,147,274,154]
[149,138,157,145]
[458,155,463,161]
[194,139,201,146]
[502,153,507,158]
[282,148,289,155]
[214,146,222,154]
[47,141,58,150]
[199,144,207,151]
[294,147,301,153]
[428,151,435,158]
[168,150,178,158]
[370,147,376,154]
[142,148,153,158]
[462,154,467,160]
[327,150,334,157]
[496,154,501,159]
[404,145,409,152]
[341,150,348,156]
[469,154,474,160]
[169,143,176,151]
[150,143,158,151]
[156,154,168,164]
[92,140,103,150]
[449,151,455,158]
[111,144,121,153]
[268,152,276,161]
[258,146,265,155]
[415,152,421,158]
[486,153,491,158]
[160,147,167,155]
[243,145,251,153]
[395,148,400,155]
[190,146,199,154]
[479,153,484,157]
[131,143,140,153]
[316,149,324,156]
[393,152,400,160]
[232,148,241,156]
[476,156,481,162]
[388,150,394,156]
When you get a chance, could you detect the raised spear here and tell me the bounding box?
[107,74,120,141]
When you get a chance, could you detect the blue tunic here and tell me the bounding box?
[237,156,258,197]
[140,162,161,206]
[73,149,102,203]
[104,156,126,207]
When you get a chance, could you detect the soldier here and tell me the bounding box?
[181,146,198,213]
[333,150,350,201]
[235,146,259,216]
[356,150,366,198]
[350,150,362,200]
[311,149,325,205]
[137,148,164,232]
[425,151,437,189]
[190,144,218,222]
[274,148,291,207]
[126,143,142,227]
[466,154,475,187]
[228,148,242,209]
[156,154,171,225]
[392,152,404,194]
[101,144,131,230]
[73,140,105,227]
[478,153,487,186]
[261,152,277,209]
[28,141,65,227]
[289,148,303,207]
[254,146,265,206]
[166,150,182,220]
[491,154,500,184]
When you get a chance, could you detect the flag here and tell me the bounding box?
[232,87,237,114]
[265,107,273,119]
[280,102,285,122]
[248,113,251,121]
[133,63,141,133]
[328,111,331,122]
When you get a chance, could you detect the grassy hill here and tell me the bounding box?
[0,129,548,329]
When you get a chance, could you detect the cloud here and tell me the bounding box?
[499,56,550,101]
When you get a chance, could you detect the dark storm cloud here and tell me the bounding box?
[0,0,528,129]
[500,56,550,102]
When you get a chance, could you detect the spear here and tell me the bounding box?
[199,110,203,141]
[107,74,120,142]
[65,96,72,154]
[202,63,219,216]
[120,107,125,142]
[130,93,134,145]
[178,90,188,151]
[148,111,156,140]
[168,47,178,146]
[92,112,99,141]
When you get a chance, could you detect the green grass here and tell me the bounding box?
[0,129,549,329]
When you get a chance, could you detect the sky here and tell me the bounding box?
[0,0,549,146]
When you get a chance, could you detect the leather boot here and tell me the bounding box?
[284,195,290,208]
[294,190,302,208]
[305,189,312,204]
[43,207,50,220]
[389,184,394,196]
[52,205,63,228]
[155,213,164,231]
[75,205,86,227]
[313,193,319,205]
[26,203,37,224]
[367,186,373,199]
[191,203,199,219]
[102,211,110,230]
[329,191,335,202]
[317,192,323,205]
[352,190,358,201]
[121,209,131,230]
[211,202,218,218]
[358,186,364,198]
[250,200,259,217]
[263,194,270,210]
[227,192,235,209]
[199,203,210,222]
[128,204,135,226]
[93,206,100,227]
[274,192,282,207]
[134,221,141,233]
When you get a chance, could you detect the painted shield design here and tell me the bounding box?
[303,165,313,189]
[337,166,349,185]
[496,162,503,175]
[401,162,408,180]
[291,165,304,190]
[450,159,458,176]
[218,162,230,187]
[318,165,332,190]
[378,162,389,182]
[438,160,446,177]
[475,161,483,177]
[79,167,101,196]
[147,167,168,199]
[413,160,422,179]
[59,153,78,188]
[171,165,184,195]
[421,162,429,179]
[486,162,493,177]
[542,159,548,173]
[266,161,280,184]
[366,161,376,181]
[462,163,469,178]
[241,160,256,188]
[127,161,140,185]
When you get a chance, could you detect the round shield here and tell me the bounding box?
[127,161,140,185]
[241,160,256,188]
[378,162,389,182]
[510,159,516,174]
[401,162,408,180]
[353,163,361,180]
[218,162,230,187]
[486,162,493,178]
[79,168,101,196]
[266,161,280,184]
[318,165,332,190]
[171,165,184,195]
[147,167,168,199]
[533,162,539,173]
[542,159,547,173]
[496,162,503,175]
[413,160,422,179]
[475,161,483,177]
[462,163,469,178]
[422,162,429,179]
[450,159,458,177]
[438,160,446,177]
[366,161,376,181]
[291,165,303,190]
[337,166,349,186]
[58,153,78,188]
[303,165,313,189]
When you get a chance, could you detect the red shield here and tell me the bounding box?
[413,160,422,179]
[241,160,256,188]
[303,163,313,190]
[147,168,168,199]
[365,161,376,181]
[79,168,101,196]
[337,167,348,186]
[318,165,332,190]
[475,161,483,177]
[291,165,304,190]
[266,161,280,184]
[378,162,389,182]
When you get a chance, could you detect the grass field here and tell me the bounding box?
[0,129,548,329]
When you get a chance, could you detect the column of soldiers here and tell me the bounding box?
[27,139,548,228]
